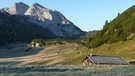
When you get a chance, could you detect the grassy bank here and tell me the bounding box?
[0,65,135,76]
[91,39,135,62]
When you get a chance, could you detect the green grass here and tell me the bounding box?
[0,65,135,76]
[91,39,135,62]
[0,39,135,65]
[59,46,89,65]
[36,39,135,65]
[61,39,135,65]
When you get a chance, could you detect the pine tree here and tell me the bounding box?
[103,20,109,28]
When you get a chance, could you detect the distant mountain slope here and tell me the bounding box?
[87,5,135,48]
[0,2,85,39]
[81,30,99,39]
[0,11,55,45]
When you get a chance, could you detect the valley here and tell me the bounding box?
[0,38,135,65]
[0,41,135,76]
[0,42,89,65]
[0,1,135,76]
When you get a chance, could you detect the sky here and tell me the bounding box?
[0,0,135,31]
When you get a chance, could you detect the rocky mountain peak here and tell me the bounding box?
[0,2,85,39]
[13,2,26,6]
[25,3,52,20]
[8,2,29,15]
[32,3,46,9]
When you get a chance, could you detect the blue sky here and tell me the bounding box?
[0,0,135,31]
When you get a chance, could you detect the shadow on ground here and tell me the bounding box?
[0,43,44,58]
[0,48,44,58]
[129,61,135,65]
[0,61,22,65]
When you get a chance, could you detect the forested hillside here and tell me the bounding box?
[0,12,55,45]
[87,5,135,48]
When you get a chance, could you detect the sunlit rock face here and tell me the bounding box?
[0,2,85,39]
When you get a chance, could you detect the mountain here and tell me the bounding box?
[0,2,85,39]
[0,11,55,45]
[1,2,29,15]
[81,30,99,39]
[86,5,135,48]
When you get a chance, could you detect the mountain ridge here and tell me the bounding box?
[0,2,85,39]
